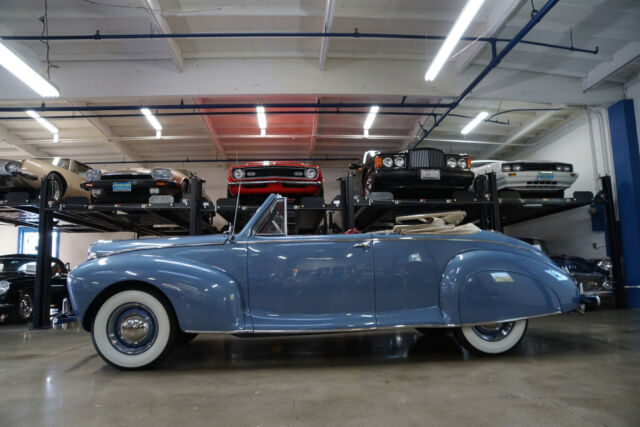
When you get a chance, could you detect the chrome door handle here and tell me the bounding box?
[353,241,371,249]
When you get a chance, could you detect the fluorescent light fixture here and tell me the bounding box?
[53,133,59,142]
[156,130,162,139]
[424,0,485,81]
[0,42,60,97]
[140,108,163,131]
[256,106,267,130]
[260,128,266,136]
[461,111,489,135]
[26,110,59,136]
[363,106,379,130]
[364,129,369,138]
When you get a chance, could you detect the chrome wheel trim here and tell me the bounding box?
[50,178,61,201]
[471,322,515,342]
[106,303,158,355]
[18,294,33,320]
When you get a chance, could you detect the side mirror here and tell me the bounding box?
[349,163,361,170]
[65,262,70,271]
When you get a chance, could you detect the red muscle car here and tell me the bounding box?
[228,161,323,203]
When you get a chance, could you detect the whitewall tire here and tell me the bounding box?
[455,319,528,355]
[91,290,176,369]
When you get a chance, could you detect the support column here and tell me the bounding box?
[607,100,640,308]
[32,178,54,329]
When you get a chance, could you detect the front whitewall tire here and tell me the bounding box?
[92,290,175,369]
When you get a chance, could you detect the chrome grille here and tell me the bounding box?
[409,149,445,168]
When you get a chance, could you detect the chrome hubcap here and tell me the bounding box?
[472,322,514,342]
[18,294,33,319]
[107,303,157,355]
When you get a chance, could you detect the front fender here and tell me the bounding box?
[440,249,580,325]
[68,253,246,332]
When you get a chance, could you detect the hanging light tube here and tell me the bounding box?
[461,111,489,135]
[140,107,163,138]
[363,106,379,130]
[424,0,485,81]
[0,42,60,97]
[256,106,267,136]
[26,110,59,142]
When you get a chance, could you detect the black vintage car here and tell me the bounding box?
[352,147,474,199]
[518,238,614,298]
[0,254,69,323]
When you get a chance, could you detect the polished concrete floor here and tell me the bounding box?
[0,310,638,427]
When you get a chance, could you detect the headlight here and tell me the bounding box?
[502,164,512,172]
[596,259,612,272]
[304,168,318,179]
[151,168,172,180]
[512,164,522,171]
[457,158,467,169]
[232,168,245,179]
[393,157,406,168]
[556,164,563,171]
[4,161,20,174]
[563,165,571,172]
[382,157,394,168]
[85,169,102,181]
[446,157,457,168]
[0,280,10,295]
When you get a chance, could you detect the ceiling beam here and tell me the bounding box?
[309,98,320,157]
[583,41,640,91]
[484,109,560,158]
[0,123,48,157]
[319,0,336,72]
[456,0,526,74]
[194,99,227,160]
[142,0,184,71]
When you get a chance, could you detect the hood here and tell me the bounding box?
[0,271,29,281]
[88,234,229,259]
[103,168,152,175]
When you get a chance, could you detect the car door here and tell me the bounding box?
[247,198,376,331]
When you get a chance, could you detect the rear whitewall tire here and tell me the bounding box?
[456,319,528,355]
[92,290,176,369]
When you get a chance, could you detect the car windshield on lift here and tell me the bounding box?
[0,257,35,273]
[35,157,71,169]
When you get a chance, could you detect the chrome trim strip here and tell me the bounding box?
[624,285,640,289]
[229,180,321,186]
[97,241,227,258]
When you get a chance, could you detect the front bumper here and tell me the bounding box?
[371,168,474,197]
[228,180,322,197]
[83,179,181,203]
[0,302,16,315]
[497,171,578,192]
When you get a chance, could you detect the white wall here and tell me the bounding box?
[0,224,19,254]
[503,110,614,259]
[624,77,640,148]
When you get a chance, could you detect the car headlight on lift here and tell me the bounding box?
[446,157,458,168]
[563,165,571,172]
[556,164,563,171]
[457,158,468,169]
[85,169,102,181]
[232,168,245,179]
[304,168,318,179]
[0,280,10,295]
[151,168,172,180]
[382,157,394,168]
[393,157,406,168]
[512,164,522,171]
[502,164,512,172]
[4,161,20,174]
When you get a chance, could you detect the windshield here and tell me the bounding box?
[254,198,286,236]
[0,257,36,273]
[552,257,598,274]
[35,157,71,169]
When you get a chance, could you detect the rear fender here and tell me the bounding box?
[69,253,246,332]
[440,249,579,325]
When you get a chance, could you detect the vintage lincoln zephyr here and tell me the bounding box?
[67,194,590,369]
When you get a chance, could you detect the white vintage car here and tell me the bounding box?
[471,160,579,198]
[0,157,92,201]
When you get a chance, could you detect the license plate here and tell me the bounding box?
[420,169,441,180]
[112,182,132,192]
[538,172,554,180]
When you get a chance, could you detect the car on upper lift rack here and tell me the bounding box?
[351,147,474,200]
[471,160,579,198]
[227,161,324,203]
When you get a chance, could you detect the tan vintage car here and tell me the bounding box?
[0,157,91,201]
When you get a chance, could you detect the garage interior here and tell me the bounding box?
[0,0,639,425]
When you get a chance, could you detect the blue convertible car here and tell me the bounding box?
[68,194,584,369]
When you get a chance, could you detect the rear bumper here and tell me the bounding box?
[83,179,180,203]
[228,180,322,197]
[496,171,578,192]
[371,168,474,197]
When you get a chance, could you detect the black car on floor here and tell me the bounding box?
[518,238,614,298]
[0,254,69,323]
[351,147,474,200]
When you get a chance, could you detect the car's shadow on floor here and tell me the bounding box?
[149,327,614,372]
